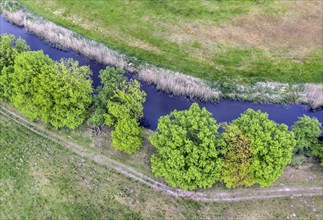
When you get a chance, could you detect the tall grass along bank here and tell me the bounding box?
[1,4,322,108]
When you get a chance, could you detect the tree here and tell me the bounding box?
[11,51,93,129]
[46,58,93,129]
[11,51,56,120]
[0,34,29,100]
[87,66,125,128]
[104,79,146,126]
[292,115,322,166]
[231,109,295,187]
[221,124,254,188]
[111,117,143,154]
[292,115,321,155]
[150,103,225,190]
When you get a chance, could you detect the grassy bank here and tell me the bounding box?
[16,0,323,84]
[1,105,323,219]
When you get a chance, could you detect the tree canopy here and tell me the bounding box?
[230,109,296,187]
[292,115,321,155]
[292,115,322,165]
[87,66,125,128]
[104,79,146,127]
[11,51,93,129]
[111,117,143,154]
[0,34,30,100]
[150,103,225,190]
[221,124,254,188]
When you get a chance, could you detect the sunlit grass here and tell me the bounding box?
[15,0,323,84]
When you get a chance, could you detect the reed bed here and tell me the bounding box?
[137,66,220,101]
[3,10,128,69]
[303,84,323,109]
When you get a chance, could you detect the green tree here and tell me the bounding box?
[150,103,225,190]
[46,58,93,129]
[11,51,92,129]
[87,66,125,128]
[11,51,56,120]
[292,115,322,166]
[292,115,321,155]
[221,124,254,188]
[231,109,296,187]
[111,117,143,154]
[104,79,146,126]
[0,34,29,100]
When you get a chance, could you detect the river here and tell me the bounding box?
[1,14,322,130]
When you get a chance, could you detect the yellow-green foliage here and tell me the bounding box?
[221,124,254,188]
[112,117,143,154]
[10,51,93,129]
[104,80,146,127]
[231,109,296,187]
[0,34,30,99]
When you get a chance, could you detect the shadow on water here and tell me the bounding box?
[1,14,322,130]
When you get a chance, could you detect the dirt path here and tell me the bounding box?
[1,105,322,202]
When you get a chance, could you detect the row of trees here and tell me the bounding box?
[151,104,322,190]
[0,34,93,129]
[1,34,321,190]
[0,34,146,153]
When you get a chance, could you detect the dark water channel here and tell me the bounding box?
[1,15,322,130]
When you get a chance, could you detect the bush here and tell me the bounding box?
[150,103,225,190]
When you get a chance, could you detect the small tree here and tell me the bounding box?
[231,109,296,187]
[104,79,146,126]
[111,117,143,154]
[221,124,254,188]
[87,66,125,128]
[292,115,321,155]
[150,103,225,190]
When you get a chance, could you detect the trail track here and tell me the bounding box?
[1,105,322,202]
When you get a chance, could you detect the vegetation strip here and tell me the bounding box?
[1,104,322,202]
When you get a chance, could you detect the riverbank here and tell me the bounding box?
[1,1,322,108]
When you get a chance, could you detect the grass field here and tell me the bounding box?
[1,104,323,219]
[16,0,323,84]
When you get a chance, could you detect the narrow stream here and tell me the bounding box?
[1,15,322,130]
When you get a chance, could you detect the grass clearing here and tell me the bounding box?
[15,0,323,84]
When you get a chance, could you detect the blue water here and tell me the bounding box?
[1,14,322,130]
